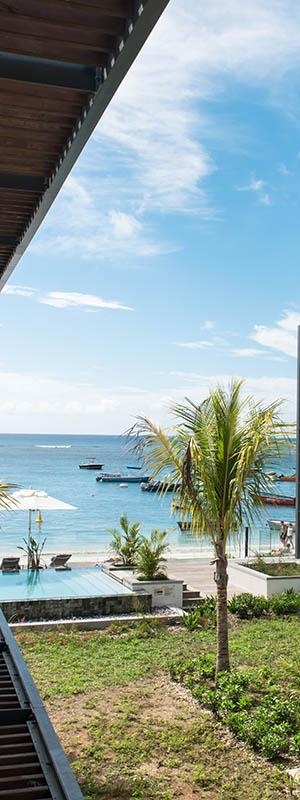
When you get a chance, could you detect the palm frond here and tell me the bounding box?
[0,483,18,511]
[129,380,294,547]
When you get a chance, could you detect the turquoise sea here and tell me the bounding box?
[0,434,297,558]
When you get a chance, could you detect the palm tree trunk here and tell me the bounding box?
[214,541,230,676]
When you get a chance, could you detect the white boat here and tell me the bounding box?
[267,518,295,532]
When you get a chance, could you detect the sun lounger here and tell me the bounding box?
[1,557,20,573]
[49,554,72,570]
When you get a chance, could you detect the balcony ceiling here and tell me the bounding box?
[0,0,169,289]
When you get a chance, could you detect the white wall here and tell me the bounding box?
[126,578,183,608]
[228,561,300,598]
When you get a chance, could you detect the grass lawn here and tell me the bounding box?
[17,618,300,800]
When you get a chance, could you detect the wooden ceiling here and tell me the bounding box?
[0,0,169,288]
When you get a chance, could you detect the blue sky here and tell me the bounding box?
[2,0,300,433]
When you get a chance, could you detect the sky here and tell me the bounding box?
[2,0,300,433]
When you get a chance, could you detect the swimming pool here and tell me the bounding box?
[0,568,132,602]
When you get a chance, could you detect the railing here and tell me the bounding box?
[228,526,295,559]
[178,525,294,559]
[0,609,83,799]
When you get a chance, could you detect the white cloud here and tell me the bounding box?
[233,348,269,357]
[237,177,271,205]
[278,162,291,176]
[202,319,215,330]
[232,347,285,362]
[97,1,300,213]
[31,1,300,259]
[2,285,133,312]
[251,310,300,357]
[39,291,133,312]
[109,211,141,239]
[174,340,214,350]
[238,178,266,192]
[32,175,173,262]
[260,192,271,206]
[0,370,295,434]
[2,285,36,298]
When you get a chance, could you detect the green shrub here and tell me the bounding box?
[214,670,252,716]
[135,529,169,581]
[248,555,300,577]
[228,589,300,619]
[170,653,215,685]
[129,618,163,639]
[171,657,300,760]
[233,692,298,759]
[269,589,300,615]
[183,596,216,631]
[291,732,300,756]
[228,593,269,619]
[219,683,297,758]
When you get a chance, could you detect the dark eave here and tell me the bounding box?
[0,0,170,289]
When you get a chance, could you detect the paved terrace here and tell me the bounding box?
[166,558,240,598]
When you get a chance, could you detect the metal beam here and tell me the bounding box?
[0,173,46,191]
[0,0,170,290]
[0,51,99,92]
[0,235,17,246]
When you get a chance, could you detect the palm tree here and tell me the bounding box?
[109,513,141,566]
[135,529,169,581]
[130,380,292,676]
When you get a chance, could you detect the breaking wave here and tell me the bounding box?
[35,445,71,449]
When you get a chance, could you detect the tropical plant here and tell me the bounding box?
[228,593,269,619]
[130,379,291,675]
[0,482,17,510]
[18,535,47,569]
[109,514,141,566]
[183,597,217,630]
[135,529,169,581]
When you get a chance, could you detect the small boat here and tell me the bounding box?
[141,480,181,493]
[79,462,104,470]
[96,473,149,483]
[119,483,128,488]
[256,494,295,507]
[126,466,142,470]
[276,473,296,482]
[267,518,295,532]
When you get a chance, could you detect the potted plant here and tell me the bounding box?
[18,535,46,570]
[121,529,183,608]
[135,529,168,580]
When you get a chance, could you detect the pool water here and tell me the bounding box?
[0,568,131,601]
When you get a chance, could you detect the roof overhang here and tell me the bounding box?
[0,0,170,290]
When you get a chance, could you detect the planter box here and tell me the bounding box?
[228,560,300,599]
[121,576,184,609]
[102,565,184,608]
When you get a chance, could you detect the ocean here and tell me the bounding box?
[0,434,296,559]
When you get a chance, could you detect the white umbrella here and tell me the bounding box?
[8,489,77,565]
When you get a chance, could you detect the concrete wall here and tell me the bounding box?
[228,561,300,598]
[0,592,151,622]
